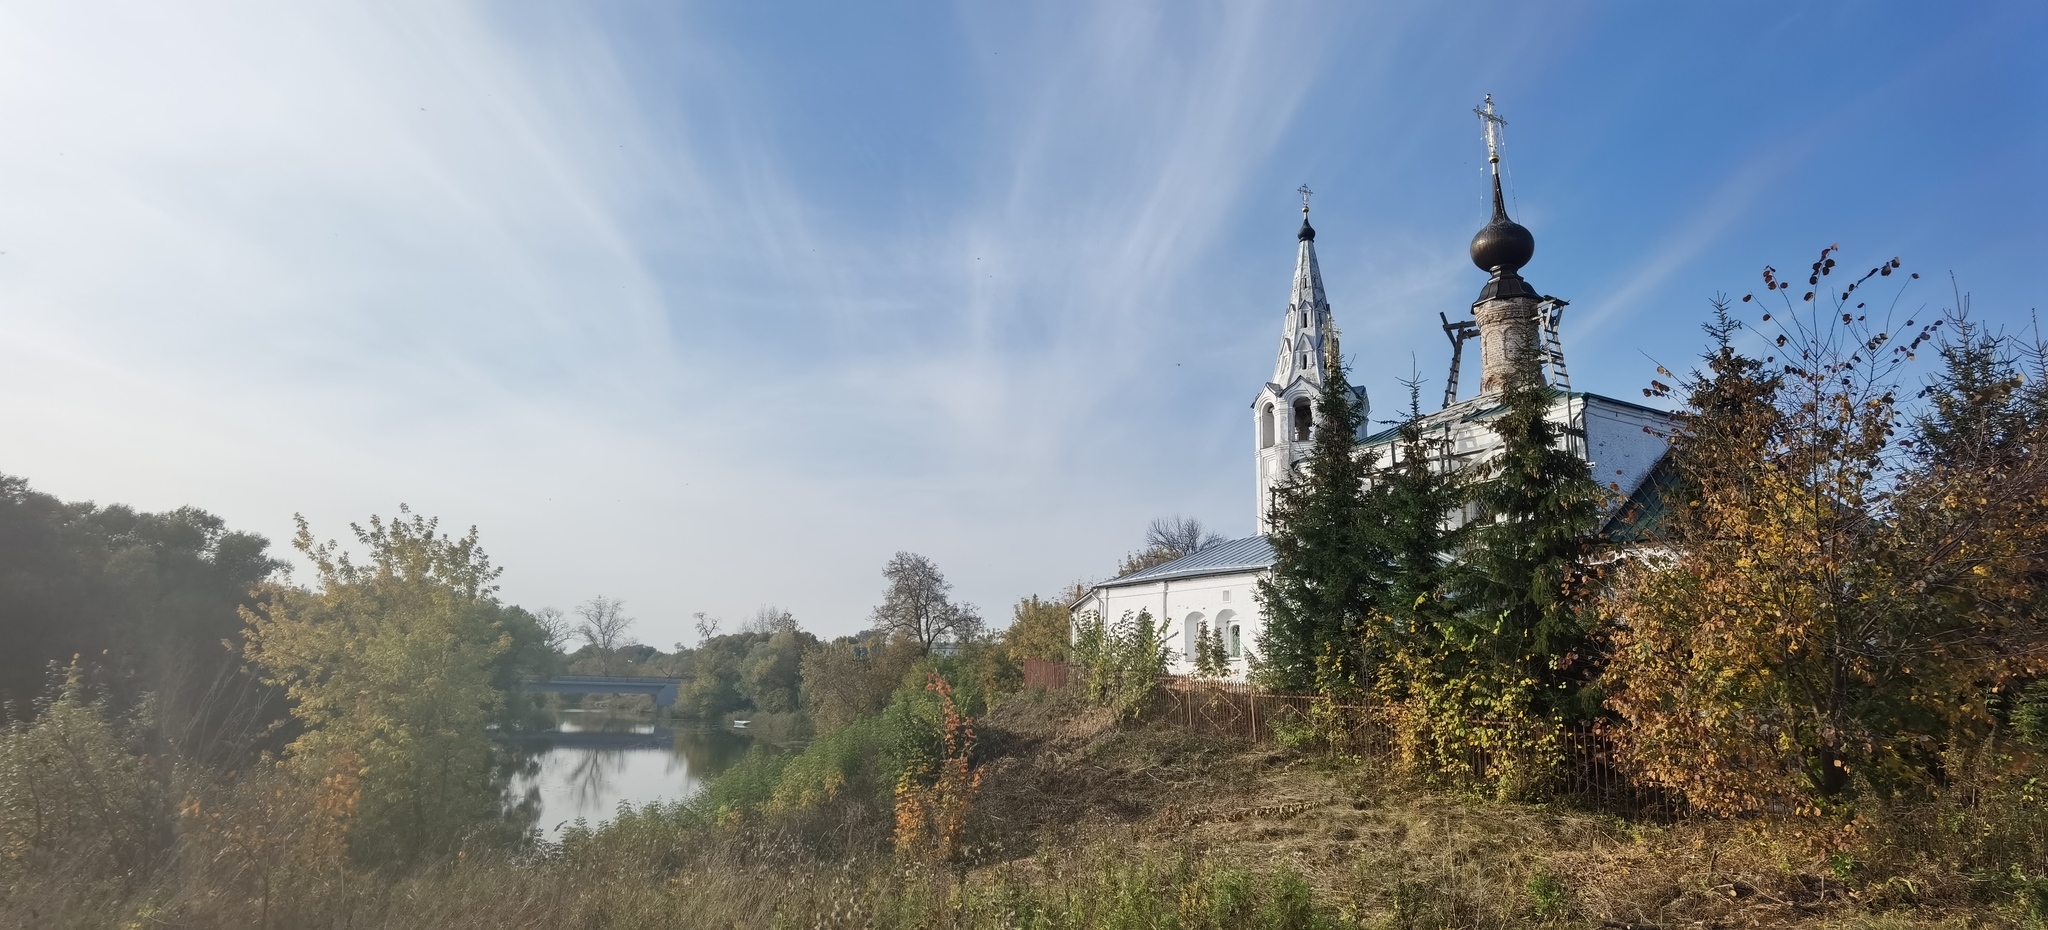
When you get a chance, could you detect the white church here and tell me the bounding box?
[1070,101,1676,682]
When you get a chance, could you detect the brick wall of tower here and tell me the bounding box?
[1476,294,1541,395]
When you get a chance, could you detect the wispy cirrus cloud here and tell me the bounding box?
[0,2,2034,644]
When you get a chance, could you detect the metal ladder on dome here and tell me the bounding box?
[1440,312,1478,408]
[1536,297,1571,391]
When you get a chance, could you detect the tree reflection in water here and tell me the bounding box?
[508,710,758,838]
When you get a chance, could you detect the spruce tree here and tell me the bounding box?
[1254,342,1383,694]
[1454,342,1607,721]
[1912,306,2033,471]
[1368,379,1466,705]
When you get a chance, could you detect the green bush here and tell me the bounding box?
[768,716,890,814]
[1524,868,1570,922]
[1072,609,1172,720]
[0,665,169,891]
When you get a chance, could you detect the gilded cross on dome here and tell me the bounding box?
[1473,94,1506,166]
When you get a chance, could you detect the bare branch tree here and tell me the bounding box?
[1145,516,1224,558]
[741,604,800,636]
[1117,516,1228,577]
[870,552,981,656]
[576,596,636,676]
[692,611,721,645]
[532,606,571,652]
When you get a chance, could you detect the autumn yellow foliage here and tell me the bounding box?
[1602,259,2048,813]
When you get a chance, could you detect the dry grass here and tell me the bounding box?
[9,686,2042,928]
[957,688,2039,930]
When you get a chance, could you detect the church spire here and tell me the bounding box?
[1255,186,1355,534]
[1274,184,1330,388]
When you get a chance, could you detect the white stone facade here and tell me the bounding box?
[1068,568,1267,679]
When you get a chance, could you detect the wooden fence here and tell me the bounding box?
[1031,661,1682,818]
[1021,659,1082,692]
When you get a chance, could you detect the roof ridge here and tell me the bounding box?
[1094,535,1274,590]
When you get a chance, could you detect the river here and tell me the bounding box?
[510,709,757,840]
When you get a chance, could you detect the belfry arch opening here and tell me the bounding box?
[1292,398,1313,441]
[1259,404,1276,448]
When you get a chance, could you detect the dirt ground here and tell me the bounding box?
[965,688,2002,929]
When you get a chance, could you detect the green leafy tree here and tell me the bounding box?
[741,628,818,714]
[800,634,919,735]
[1002,590,1080,663]
[0,477,283,763]
[670,633,758,719]
[1255,343,1383,694]
[241,506,516,867]
[484,602,563,731]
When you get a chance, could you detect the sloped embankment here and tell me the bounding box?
[965,688,1969,929]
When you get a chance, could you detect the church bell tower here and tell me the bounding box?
[1253,187,1359,533]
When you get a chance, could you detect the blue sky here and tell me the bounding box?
[0,2,2040,646]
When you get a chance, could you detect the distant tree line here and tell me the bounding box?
[0,478,287,764]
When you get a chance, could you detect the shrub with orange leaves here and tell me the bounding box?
[891,673,981,864]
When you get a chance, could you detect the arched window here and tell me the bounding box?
[1299,353,1308,370]
[1259,404,1275,448]
[1183,612,1205,660]
[1301,311,1309,328]
[1228,624,1242,658]
[1292,398,1313,441]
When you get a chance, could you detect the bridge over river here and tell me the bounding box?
[525,675,683,708]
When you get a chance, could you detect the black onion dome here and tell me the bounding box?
[1298,215,1316,242]
[1468,216,1533,273]
[1469,170,1533,274]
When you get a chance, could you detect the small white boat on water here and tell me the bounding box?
[731,720,750,729]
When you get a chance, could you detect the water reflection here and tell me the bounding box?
[508,710,754,839]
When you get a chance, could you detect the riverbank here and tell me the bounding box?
[24,684,2034,929]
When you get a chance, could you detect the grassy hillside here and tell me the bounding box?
[11,681,2038,928]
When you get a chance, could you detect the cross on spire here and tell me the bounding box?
[1297,184,1313,213]
[1473,94,1506,167]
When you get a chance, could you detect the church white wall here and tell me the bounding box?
[1363,393,1671,523]
[1580,398,1670,505]
[1071,569,1269,682]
